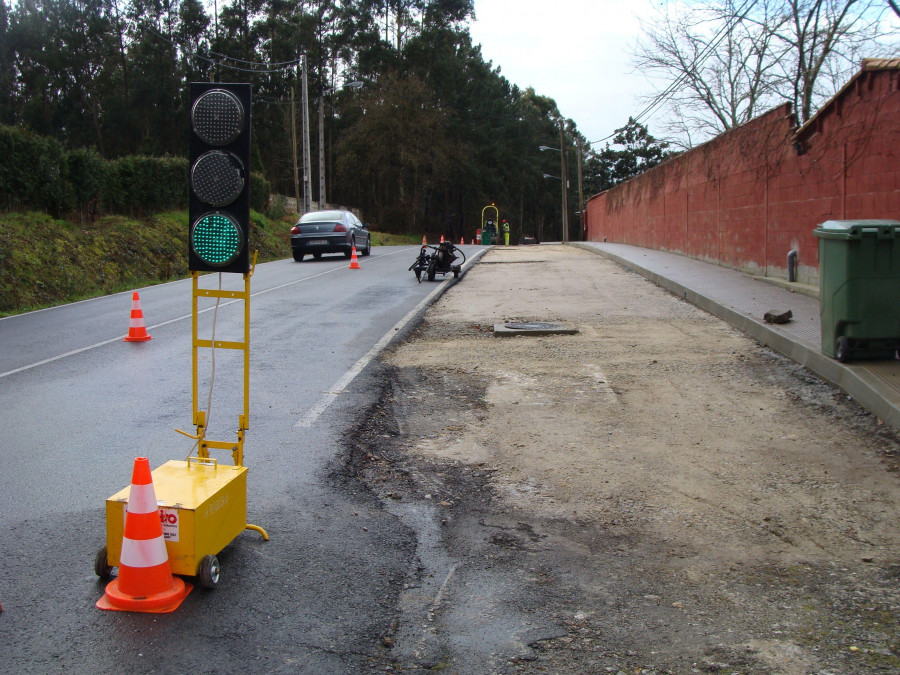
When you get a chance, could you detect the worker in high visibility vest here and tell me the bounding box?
[502,219,510,245]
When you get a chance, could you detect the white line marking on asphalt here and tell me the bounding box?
[293,282,445,429]
[0,249,415,379]
[293,248,485,429]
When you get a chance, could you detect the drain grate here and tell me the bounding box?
[493,321,578,336]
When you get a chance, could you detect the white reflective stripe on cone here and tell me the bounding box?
[120,536,169,568]
[127,483,158,514]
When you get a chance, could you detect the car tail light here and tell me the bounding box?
[290,225,300,234]
[333,224,347,232]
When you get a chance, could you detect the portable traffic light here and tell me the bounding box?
[189,83,252,274]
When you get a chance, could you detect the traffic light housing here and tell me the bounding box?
[189,82,252,274]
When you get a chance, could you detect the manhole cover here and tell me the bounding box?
[493,321,578,336]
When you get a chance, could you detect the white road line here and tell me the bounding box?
[293,281,445,429]
[293,248,485,428]
[0,248,416,379]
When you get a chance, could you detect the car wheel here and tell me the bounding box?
[344,248,352,259]
[292,250,304,262]
[313,253,322,260]
[362,237,371,256]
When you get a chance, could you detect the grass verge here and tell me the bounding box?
[0,211,425,316]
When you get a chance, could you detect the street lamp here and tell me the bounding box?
[318,81,363,209]
[539,121,569,242]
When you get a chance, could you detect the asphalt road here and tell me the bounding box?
[0,244,483,673]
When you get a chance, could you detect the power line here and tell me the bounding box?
[209,50,301,68]
[143,27,301,74]
[589,0,759,146]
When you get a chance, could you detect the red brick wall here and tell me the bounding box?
[585,67,900,284]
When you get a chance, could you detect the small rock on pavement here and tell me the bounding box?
[764,309,793,324]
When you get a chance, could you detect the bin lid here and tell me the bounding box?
[814,219,900,239]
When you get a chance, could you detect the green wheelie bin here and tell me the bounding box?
[813,219,900,362]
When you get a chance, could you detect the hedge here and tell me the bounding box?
[0,126,271,217]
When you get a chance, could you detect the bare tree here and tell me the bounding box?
[632,0,896,146]
[769,0,895,123]
[633,0,785,146]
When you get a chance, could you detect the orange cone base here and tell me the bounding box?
[123,332,152,343]
[97,576,192,613]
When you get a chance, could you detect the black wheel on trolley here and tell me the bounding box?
[94,545,113,580]
[836,335,852,363]
[198,554,221,589]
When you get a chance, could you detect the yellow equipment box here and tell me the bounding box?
[105,458,248,577]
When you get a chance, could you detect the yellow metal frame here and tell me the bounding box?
[481,204,499,232]
[174,252,268,542]
[181,268,251,466]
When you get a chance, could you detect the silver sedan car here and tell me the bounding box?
[290,210,371,262]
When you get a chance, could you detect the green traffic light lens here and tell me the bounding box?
[191,213,243,266]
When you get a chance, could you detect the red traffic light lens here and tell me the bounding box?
[191,89,245,146]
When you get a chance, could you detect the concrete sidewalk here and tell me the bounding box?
[572,242,900,430]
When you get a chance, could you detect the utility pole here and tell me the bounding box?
[301,54,312,214]
[576,141,584,241]
[290,87,299,212]
[559,119,569,243]
[318,93,326,209]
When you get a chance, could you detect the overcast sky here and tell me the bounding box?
[468,0,661,149]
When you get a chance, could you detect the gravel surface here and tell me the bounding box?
[346,245,900,674]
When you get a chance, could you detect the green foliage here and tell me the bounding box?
[0,209,289,315]
[0,127,272,219]
[368,230,422,246]
[584,118,677,195]
[249,171,271,213]
[0,1,587,240]
[101,155,188,216]
[0,126,65,213]
[64,147,105,215]
[266,193,289,220]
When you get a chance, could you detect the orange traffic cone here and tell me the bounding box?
[440,234,445,243]
[97,458,192,613]
[348,246,361,270]
[422,235,427,245]
[123,292,152,342]
[460,237,464,245]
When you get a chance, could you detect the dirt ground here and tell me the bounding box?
[355,245,900,674]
